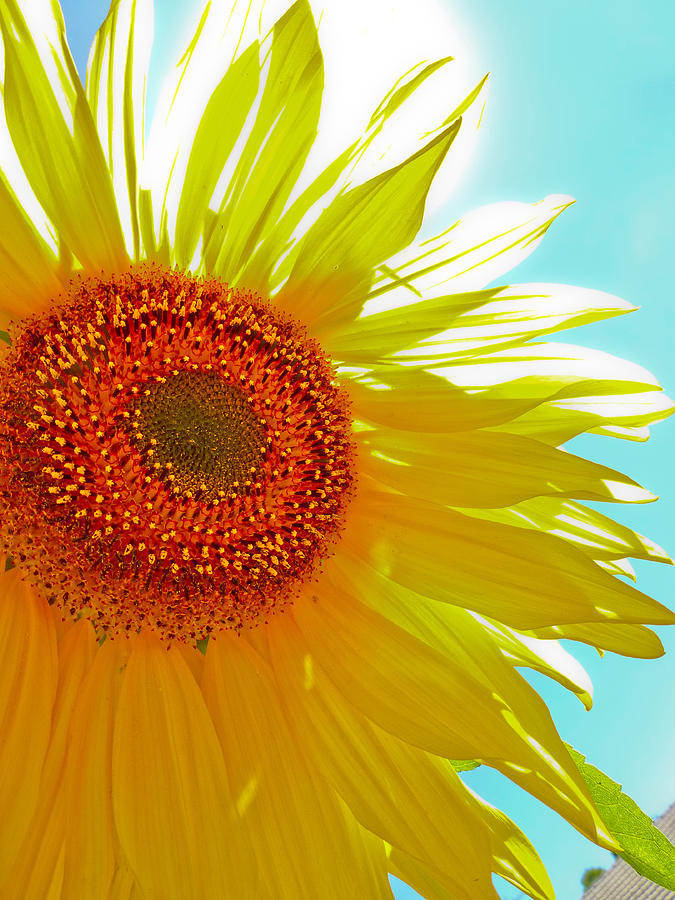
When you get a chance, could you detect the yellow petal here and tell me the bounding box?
[202,631,394,899]
[0,570,57,883]
[111,630,245,900]
[462,497,671,565]
[361,427,650,508]
[0,0,128,271]
[372,194,573,299]
[0,173,61,323]
[174,38,261,268]
[446,341,674,445]
[350,367,540,432]
[293,578,521,759]
[276,118,461,337]
[62,637,129,900]
[3,617,97,897]
[204,1,324,285]
[527,621,665,658]
[268,615,498,900]
[243,61,485,298]
[308,560,616,847]
[86,0,153,258]
[480,620,594,710]
[351,488,674,628]
[389,847,490,900]
[142,0,266,245]
[473,798,555,900]
[327,288,496,364]
[388,283,635,364]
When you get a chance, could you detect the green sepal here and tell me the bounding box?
[196,637,210,656]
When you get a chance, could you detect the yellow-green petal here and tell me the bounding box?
[0,0,128,271]
[276,117,462,336]
[86,0,153,259]
[173,39,261,268]
[203,0,324,284]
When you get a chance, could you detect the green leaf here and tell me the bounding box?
[449,759,481,773]
[566,743,675,890]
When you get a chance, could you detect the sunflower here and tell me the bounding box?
[0,0,672,898]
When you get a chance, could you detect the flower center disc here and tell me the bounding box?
[0,266,355,642]
[132,371,267,500]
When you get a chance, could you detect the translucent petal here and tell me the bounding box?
[0,0,128,271]
[173,39,261,268]
[204,1,325,284]
[527,621,665,659]
[245,58,485,298]
[275,118,461,336]
[86,0,153,258]
[461,497,671,564]
[390,283,636,363]
[476,619,594,710]
[370,194,573,302]
[437,341,673,444]
[143,0,270,240]
[349,368,544,433]
[347,485,675,628]
[326,288,498,363]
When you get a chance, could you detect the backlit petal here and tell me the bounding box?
[86,0,153,258]
[0,0,128,271]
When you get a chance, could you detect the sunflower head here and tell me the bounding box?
[0,264,355,640]
[0,1,672,899]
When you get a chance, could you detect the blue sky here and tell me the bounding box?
[60,2,674,899]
